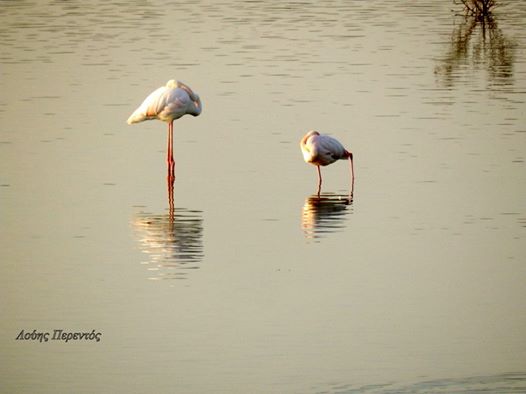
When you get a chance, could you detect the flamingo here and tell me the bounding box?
[300,130,354,195]
[127,79,202,180]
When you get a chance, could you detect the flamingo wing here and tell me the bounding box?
[307,134,346,166]
[127,87,192,124]
[320,135,347,161]
[157,88,194,121]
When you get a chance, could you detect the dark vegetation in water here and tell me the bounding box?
[454,0,497,19]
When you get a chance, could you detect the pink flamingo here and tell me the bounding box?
[127,80,202,180]
[300,130,354,195]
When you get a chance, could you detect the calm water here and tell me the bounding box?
[1,1,526,392]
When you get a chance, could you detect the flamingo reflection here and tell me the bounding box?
[301,193,353,240]
[132,178,204,280]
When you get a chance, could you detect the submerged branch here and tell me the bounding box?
[454,0,497,18]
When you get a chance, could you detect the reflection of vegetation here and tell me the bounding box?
[435,5,515,88]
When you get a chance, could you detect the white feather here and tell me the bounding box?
[127,80,202,125]
[300,130,347,166]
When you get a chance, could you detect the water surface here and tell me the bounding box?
[1,1,526,392]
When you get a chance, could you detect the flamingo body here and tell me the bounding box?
[300,130,354,194]
[301,130,348,166]
[127,79,202,124]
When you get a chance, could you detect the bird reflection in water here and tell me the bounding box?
[434,7,515,87]
[301,193,353,240]
[132,177,204,280]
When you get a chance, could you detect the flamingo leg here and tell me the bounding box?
[348,155,355,198]
[316,165,322,196]
[167,121,175,180]
[348,156,354,182]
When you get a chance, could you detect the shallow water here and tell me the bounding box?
[1,1,526,392]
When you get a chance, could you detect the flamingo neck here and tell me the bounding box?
[177,82,201,116]
[190,95,202,116]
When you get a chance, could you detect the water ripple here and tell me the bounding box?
[317,372,526,393]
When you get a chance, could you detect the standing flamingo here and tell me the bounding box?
[300,130,354,195]
[127,79,202,180]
